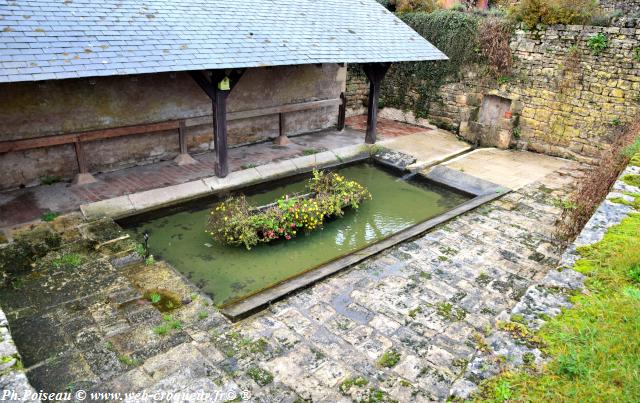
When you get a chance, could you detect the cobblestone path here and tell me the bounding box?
[0,161,583,402]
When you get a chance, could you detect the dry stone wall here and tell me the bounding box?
[346,24,640,163]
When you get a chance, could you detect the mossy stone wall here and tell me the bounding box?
[346,24,640,163]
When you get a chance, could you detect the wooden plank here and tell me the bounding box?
[227,98,341,121]
[0,98,340,154]
[178,120,188,154]
[0,120,179,153]
[74,141,88,174]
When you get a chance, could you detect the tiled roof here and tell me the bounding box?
[0,0,447,83]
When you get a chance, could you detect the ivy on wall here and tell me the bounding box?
[379,11,482,117]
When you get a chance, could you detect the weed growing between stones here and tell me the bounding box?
[41,212,60,222]
[377,349,401,368]
[246,367,273,386]
[477,212,640,401]
[51,253,83,270]
[435,302,466,321]
[117,354,139,367]
[144,289,181,312]
[153,314,183,336]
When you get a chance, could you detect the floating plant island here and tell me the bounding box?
[206,170,371,249]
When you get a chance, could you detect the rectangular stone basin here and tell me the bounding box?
[119,160,507,319]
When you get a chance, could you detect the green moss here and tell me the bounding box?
[621,174,640,188]
[51,253,83,270]
[476,213,640,401]
[41,212,60,222]
[377,349,401,368]
[118,354,139,367]
[436,302,466,321]
[340,376,369,394]
[247,367,273,386]
[40,175,61,186]
[407,306,422,319]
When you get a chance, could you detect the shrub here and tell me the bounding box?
[557,119,640,241]
[510,0,601,29]
[478,17,515,76]
[587,33,608,55]
[207,170,371,249]
[394,0,441,13]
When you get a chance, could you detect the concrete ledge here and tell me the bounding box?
[292,151,339,171]
[424,166,509,197]
[128,181,211,213]
[204,168,262,192]
[254,160,298,181]
[332,144,370,162]
[80,195,135,220]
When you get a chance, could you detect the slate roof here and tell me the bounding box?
[0,0,447,83]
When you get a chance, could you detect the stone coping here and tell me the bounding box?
[222,166,510,320]
[0,307,37,399]
[80,144,372,220]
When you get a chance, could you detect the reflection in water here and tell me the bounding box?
[126,163,470,306]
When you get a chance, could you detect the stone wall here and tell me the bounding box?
[346,24,640,163]
[503,25,640,161]
[0,64,345,190]
[601,0,640,14]
[0,307,36,399]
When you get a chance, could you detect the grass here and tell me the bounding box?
[153,314,183,336]
[302,148,322,156]
[118,354,139,367]
[41,211,59,222]
[477,209,640,402]
[51,253,83,269]
[246,366,273,386]
[377,349,401,368]
[40,175,61,185]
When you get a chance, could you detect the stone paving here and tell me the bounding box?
[0,151,585,401]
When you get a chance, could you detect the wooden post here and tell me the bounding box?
[273,112,290,146]
[362,63,391,144]
[213,88,230,177]
[189,69,245,178]
[337,92,346,131]
[72,140,98,185]
[174,119,198,165]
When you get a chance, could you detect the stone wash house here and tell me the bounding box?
[0,0,446,190]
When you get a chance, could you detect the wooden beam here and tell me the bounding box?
[0,120,179,153]
[72,140,97,185]
[337,92,346,131]
[190,69,246,178]
[212,88,229,177]
[174,119,198,165]
[188,71,216,99]
[362,63,391,144]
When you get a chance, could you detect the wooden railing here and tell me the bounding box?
[0,95,346,183]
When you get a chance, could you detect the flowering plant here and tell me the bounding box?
[206,170,371,249]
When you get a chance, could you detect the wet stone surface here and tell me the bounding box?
[0,162,585,401]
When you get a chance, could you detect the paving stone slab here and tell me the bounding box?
[80,195,135,220]
[128,180,211,212]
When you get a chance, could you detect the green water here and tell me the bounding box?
[125,163,470,306]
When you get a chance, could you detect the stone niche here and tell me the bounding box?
[462,93,519,149]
